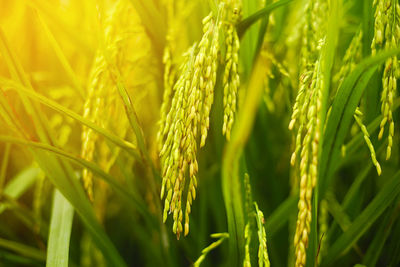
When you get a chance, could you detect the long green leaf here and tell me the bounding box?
[0,166,39,214]
[0,29,127,267]
[325,193,363,256]
[319,48,400,197]
[386,216,400,266]
[2,166,39,198]
[0,237,46,262]
[342,97,400,157]
[265,195,298,237]
[322,171,400,265]
[0,77,140,161]
[362,199,399,266]
[33,150,127,267]
[0,135,153,225]
[1,194,49,239]
[0,250,43,266]
[46,189,74,267]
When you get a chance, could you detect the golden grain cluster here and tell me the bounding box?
[222,0,241,140]
[158,0,242,238]
[81,0,141,201]
[372,0,400,160]
[288,0,327,266]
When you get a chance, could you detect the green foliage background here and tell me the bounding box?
[0,0,400,266]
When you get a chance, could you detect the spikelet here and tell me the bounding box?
[372,0,400,160]
[81,2,121,202]
[259,0,292,114]
[354,108,382,175]
[333,31,381,174]
[334,31,363,88]
[293,56,323,267]
[242,174,270,267]
[193,233,229,267]
[199,13,220,148]
[244,173,253,216]
[242,203,271,267]
[284,1,308,72]
[159,5,224,239]
[81,51,106,201]
[243,173,253,267]
[288,1,327,266]
[222,0,241,140]
[288,0,326,147]
[157,0,177,150]
[254,203,270,267]
[317,198,328,263]
[243,221,252,267]
[262,50,291,113]
[81,0,144,201]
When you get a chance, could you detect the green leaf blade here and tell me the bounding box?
[46,189,74,267]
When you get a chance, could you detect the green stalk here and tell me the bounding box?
[0,143,11,195]
[222,57,268,266]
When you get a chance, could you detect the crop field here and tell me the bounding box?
[0,0,399,266]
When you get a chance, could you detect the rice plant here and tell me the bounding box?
[0,0,400,266]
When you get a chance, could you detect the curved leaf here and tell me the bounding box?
[319,48,400,197]
[322,171,400,265]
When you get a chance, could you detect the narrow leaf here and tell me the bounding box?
[0,238,46,262]
[319,48,400,197]
[46,189,74,267]
[0,78,140,160]
[322,171,400,265]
